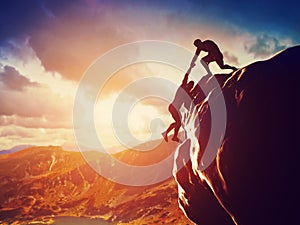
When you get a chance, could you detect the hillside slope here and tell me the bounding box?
[174,46,300,225]
[0,145,191,224]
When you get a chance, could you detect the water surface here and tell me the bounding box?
[53,216,112,225]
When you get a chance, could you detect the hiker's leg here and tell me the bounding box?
[163,104,180,142]
[166,122,176,134]
[223,64,238,71]
[171,111,182,142]
[168,104,181,141]
[169,104,180,122]
[216,57,237,71]
[219,62,237,71]
[162,122,176,142]
[172,122,181,142]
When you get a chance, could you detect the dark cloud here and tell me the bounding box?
[28,3,141,81]
[0,38,33,63]
[1,0,299,46]
[191,1,300,41]
[130,0,300,42]
[0,0,44,42]
[245,34,289,58]
[0,0,83,43]
[0,66,39,91]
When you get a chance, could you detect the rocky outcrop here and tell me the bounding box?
[174,46,300,225]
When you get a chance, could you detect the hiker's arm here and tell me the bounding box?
[184,48,200,84]
[190,48,201,67]
[182,72,189,85]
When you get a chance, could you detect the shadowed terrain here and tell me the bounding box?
[174,46,300,225]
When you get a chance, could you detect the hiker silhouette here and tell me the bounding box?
[191,39,237,73]
[162,39,237,142]
[162,70,194,142]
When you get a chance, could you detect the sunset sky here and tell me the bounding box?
[0,0,299,151]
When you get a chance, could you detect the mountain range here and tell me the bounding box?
[0,142,191,224]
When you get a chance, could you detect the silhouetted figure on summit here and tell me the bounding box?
[162,39,237,142]
[191,39,237,73]
[162,68,194,142]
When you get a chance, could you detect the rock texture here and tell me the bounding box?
[174,46,300,225]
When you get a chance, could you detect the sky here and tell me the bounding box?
[0,0,299,151]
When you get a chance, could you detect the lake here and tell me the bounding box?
[53,216,112,225]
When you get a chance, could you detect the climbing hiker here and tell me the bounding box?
[162,67,194,142]
[190,39,237,74]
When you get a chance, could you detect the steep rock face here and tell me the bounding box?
[174,46,300,225]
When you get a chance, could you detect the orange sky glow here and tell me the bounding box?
[0,3,293,152]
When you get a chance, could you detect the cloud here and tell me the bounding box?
[0,38,78,149]
[27,2,265,85]
[0,114,71,129]
[0,0,84,43]
[245,34,292,58]
[27,2,225,82]
[0,40,74,128]
[0,1,43,42]
[3,1,297,150]
[0,125,34,138]
[29,4,136,81]
[0,77,72,118]
[223,51,239,65]
[0,91,73,147]
[0,65,39,91]
[0,125,73,150]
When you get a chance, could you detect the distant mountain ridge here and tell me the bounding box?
[0,144,33,154]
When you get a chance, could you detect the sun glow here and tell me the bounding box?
[94,62,183,152]
[0,1,284,151]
